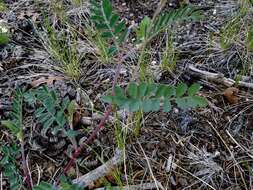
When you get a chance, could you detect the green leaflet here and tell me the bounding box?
[176,83,187,97]
[135,6,202,43]
[247,25,253,51]
[0,145,24,190]
[102,82,207,112]
[23,86,80,139]
[33,177,83,190]
[151,6,201,37]
[188,83,201,96]
[135,16,151,42]
[24,86,68,133]
[33,182,54,190]
[90,0,128,52]
[1,89,24,141]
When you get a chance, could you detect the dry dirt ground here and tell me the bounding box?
[1,0,253,189]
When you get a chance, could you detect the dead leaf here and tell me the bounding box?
[67,100,81,128]
[17,11,40,23]
[223,87,239,104]
[31,76,64,87]
[73,111,82,128]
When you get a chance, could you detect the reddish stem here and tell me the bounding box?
[62,54,123,175]
[63,105,112,174]
[21,142,33,190]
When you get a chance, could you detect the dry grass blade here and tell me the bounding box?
[137,141,165,190]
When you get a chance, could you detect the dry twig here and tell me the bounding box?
[187,64,253,89]
[73,149,123,187]
[94,182,163,190]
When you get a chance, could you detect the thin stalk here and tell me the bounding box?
[137,0,167,81]
[62,52,125,176]
[20,141,33,190]
[63,105,113,174]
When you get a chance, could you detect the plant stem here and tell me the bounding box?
[63,105,113,174]
[20,142,33,190]
[62,53,124,176]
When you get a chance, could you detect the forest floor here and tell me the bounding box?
[1,0,253,189]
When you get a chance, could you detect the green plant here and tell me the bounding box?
[135,5,201,80]
[247,25,253,51]
[24,86,81,141]
[85,25,113,64]
[34,177,83,190]
[220,16,241,49]
[102,82,207,112]
[0,24,10,45]
[136,6,200,46]
[90,0,128,56]
[71,0,82,6]
[0,0,7,12]
[161,31,178,72]
[42,19,80,79]
[1,89,33,189]
[88,0,207,162]
[24,86,69,135]
[238,0,253,13]
[0,144,24,190]
[0,87,84,189]
[2,89,24,141]
[50,0,67,22]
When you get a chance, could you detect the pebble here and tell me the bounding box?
[151,60,157,65]
[173,108,179,114]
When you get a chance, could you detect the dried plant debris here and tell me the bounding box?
[0,0,253,189]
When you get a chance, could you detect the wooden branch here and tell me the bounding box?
[94,182,164,190]
[73,149,123,187]
[187,64,253,89]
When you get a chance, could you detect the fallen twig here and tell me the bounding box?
[73,149,123,187]
[0,104,11,111]
[94,182,164,190]
[187,64,253,89]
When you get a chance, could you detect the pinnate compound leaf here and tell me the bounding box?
[1,121,20,136]
[0,145,24,190]
[136,16,151,41]
[90,0,127,52]
[2,89,24,140]
[101,82,207,112]
[145,6,202,41]
[102,0,112,20]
